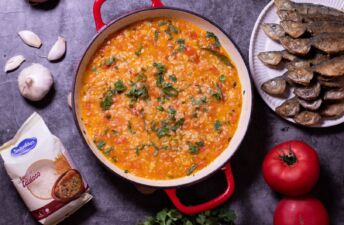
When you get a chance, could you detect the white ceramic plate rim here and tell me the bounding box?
[249,0,344,128]
[73,8,252,188]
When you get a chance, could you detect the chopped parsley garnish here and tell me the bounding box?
[175,38,185,52]
[212,83,223,101]
[135,144,147,156]
[135,45,144,56]
[125,83,149,102]
[100,80,127,110]
[156,125,170,138]
[171,118,184,132]
[201,48,233,67]
[153,62,178,97]
[113,80,127,94]
[191,96,207,105]
[127,121,134,134]
[162,85,178,97]
[105,55,116,66]
[154,30,160,41]
[206,31,221,48]
[168,106,176,115]
[169,74,177,82]
[168,22,179,34]
[156,105,164,111]
[219,74,226,82]
[187,164,198,176]
[214,120,222,131]
[188,141,204,154]
[104,147,113,155]
[158,21,167,26]
[96,140,106,150]
[151,141,160,156]
[164,30,173,40]
[100,93,113,110]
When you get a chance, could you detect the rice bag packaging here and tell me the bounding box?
[0,112,93,224]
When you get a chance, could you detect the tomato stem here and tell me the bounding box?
[280,146,297,166]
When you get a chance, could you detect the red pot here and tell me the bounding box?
[72,0,252,215]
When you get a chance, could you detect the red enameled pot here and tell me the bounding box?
[72,0,252,214]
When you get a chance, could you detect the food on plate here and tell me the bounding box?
[294,82,321,100]
[311,33,344,54]
[0,113,92,224]
[279,36,311,55]
[79,18,242,179]
[286,67,313,85]
[258,0,344,126]
[261,76,287,96]
[280,20,306,38]
[275,98,300,117]
[18,30,42,48]
[274,196,329,225]
[297,98,322,111]
[323,88,344,101]
[320,101,344,118]
[52,169,86,202]
[258,50,296,66]
[261,23,285,41]
[4,55,25,72]
[17,63,53,101]
[313,55,344,77]
[262,140,320,196]
[294,111,321,126]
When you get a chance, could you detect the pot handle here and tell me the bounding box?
[164,163,235,215]
[93,0,165,31]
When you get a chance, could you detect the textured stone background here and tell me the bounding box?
[0,0,343,224]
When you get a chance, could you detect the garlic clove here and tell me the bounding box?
[68,92,72,108]
[48,36,66,61]
[18,63,53,101]
[4,55,26,72]
[18,30,42,48]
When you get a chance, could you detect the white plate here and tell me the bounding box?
[249,0,344,127]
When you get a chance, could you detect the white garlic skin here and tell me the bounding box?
[48,36,66,61]
[4,55,25,72]
[18,64,53,101]
[18,30,42,48]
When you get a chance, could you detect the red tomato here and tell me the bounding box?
[274,196,329,225]
[262,140,320,196]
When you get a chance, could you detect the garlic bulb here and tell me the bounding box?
[48,36,66,61]
[18,64,53,101]
[18,30,42,48]
[4,55,25,72]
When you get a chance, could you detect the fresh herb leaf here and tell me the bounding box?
[153,62,166,87]
[135,71,147,82]
[138,207,236,225]
[212,83,223,101]
[128,121,134,134]
[201,48,233,67]
[168,22,179,34]
[100,93,113,110]
[219,74,226,82]
[105,55,116,66]
[151,141,160,156]
[214,120,222,131]
[156,105,164,111]
[125,83,149,101]
[104,147,113,155]
[175,38,185,52]
[168,106,176,115]
[96,140,106,150]
[113,80,127,93]
[135,45,144,56]
[164,29,173,40]
[188,141,204,154]
[206,31,221,48]
[169,74,177,82]
[162,85,178,97]
[158,21,167,26]
[135,144,146,156]
[156,125,170,138]
[187,164,198,175]
[171,118,184,132]
[154,30,160,41]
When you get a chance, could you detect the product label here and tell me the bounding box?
[11,137,37,157]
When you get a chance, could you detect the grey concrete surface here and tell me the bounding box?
[0,0,343,224]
